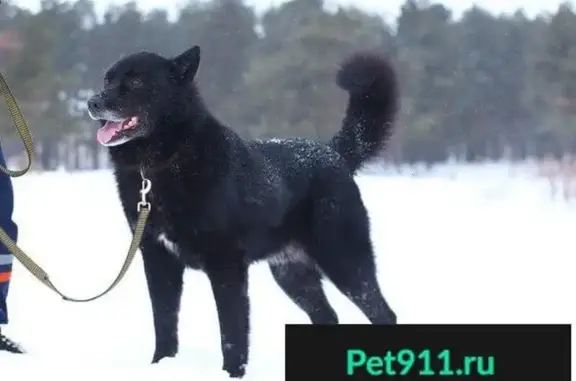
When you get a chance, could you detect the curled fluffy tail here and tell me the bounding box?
[329,52,399,173]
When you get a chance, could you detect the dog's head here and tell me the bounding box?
[87,45,201,147]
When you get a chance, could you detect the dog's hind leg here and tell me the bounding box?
[140,235,186,363]
[318,254,397,325]
[269,261,338,324]
[308,196,397,325]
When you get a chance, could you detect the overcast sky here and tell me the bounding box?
[10,0,573,22]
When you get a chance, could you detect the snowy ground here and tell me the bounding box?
[1,162,575,379]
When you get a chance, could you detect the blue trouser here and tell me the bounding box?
[0,254,12,324]
[0,142,17,325]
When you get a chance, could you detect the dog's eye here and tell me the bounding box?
[129,77,143,88]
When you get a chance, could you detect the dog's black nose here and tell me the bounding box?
[87,96,105,112]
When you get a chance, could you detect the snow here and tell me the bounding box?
[1,162,575,379]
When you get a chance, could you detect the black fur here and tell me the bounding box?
[87,45,398,378]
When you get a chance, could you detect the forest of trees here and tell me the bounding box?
[0,0,575,169]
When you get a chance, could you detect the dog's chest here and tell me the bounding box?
[155,230,203,269]
[156,232,180,257]
[146,189,203,266]
[147,185,193,228]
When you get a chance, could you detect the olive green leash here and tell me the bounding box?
[0,71,151,302]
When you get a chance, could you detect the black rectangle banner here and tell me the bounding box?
[285,324,571,380]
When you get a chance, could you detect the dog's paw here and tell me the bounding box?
[224,363,246,378]
[151,351,176,364]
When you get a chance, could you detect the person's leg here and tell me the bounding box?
[0,253,24,353]
[0,143,24,353]
[0,228,24,354]
[0,254,11,325]
[0,223,16,329]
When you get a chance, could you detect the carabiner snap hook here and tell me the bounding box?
[137,173,152,212]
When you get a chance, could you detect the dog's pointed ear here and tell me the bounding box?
[172,45,201,81]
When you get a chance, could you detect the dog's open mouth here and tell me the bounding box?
[97,116,139,145]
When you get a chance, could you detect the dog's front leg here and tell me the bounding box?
[205,260,250,378]
[140,236,185,363]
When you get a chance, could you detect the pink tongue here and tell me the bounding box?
[97,121,122,145]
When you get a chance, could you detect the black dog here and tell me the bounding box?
[87,45,398,378]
